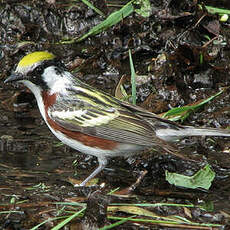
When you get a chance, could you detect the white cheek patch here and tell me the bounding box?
[42,66,73,95]
[50,79,69,95]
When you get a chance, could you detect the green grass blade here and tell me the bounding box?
[51,207,86,230]
[0,211,22,214]
[31,216,69,230]
[129,49,136,105]
[77,1,134,42]
[108,216,222,227]
[80,0,105,16]
[199,4,230,15]
[99,215,136,230]
[162,89,224,121]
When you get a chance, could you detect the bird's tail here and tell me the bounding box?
[156,126,230,142]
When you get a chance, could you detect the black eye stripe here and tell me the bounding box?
[27,59,58,76]
[30,65,43,76]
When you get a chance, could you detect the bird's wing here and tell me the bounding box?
[48,100,157,146]
[120,100,185,130]
[47,83,162,146]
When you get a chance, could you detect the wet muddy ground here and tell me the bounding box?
[0,0,230,229]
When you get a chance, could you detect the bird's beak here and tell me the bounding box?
[4,73,24,84]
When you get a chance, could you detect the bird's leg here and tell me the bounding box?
[76,158,108,187]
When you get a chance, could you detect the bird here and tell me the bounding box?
[4,51,230,186]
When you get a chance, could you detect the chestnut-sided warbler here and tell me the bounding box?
[4,51,230,186]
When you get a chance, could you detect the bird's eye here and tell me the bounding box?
[27,65,44,78]
[33,65,44,75]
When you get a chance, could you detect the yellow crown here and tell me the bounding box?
[18,51,55,68]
